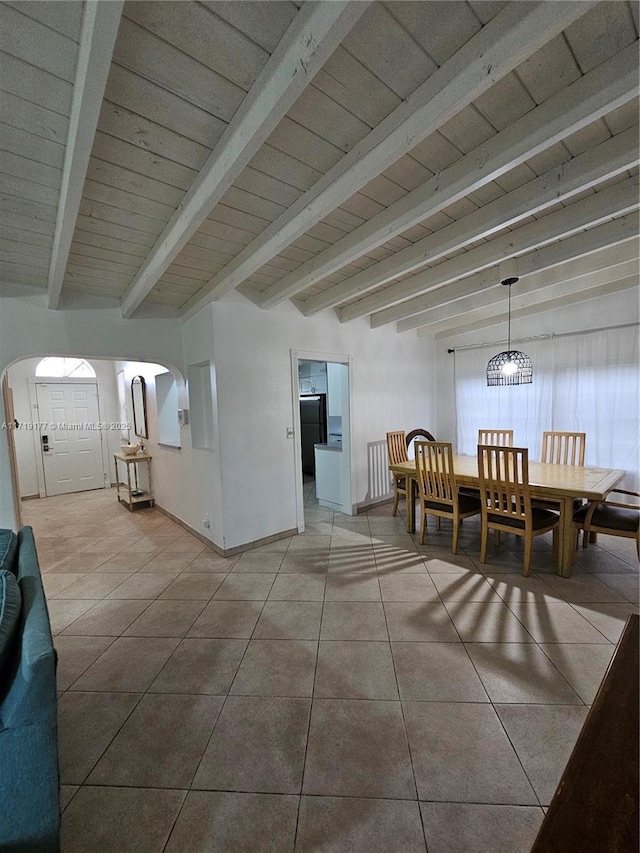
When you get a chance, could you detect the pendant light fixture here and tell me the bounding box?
[486,261,533,386]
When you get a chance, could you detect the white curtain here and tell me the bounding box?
[454,325,639,489]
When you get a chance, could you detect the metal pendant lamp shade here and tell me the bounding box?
[486,265,533,386]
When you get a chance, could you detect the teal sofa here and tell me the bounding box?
[0,526,60,852]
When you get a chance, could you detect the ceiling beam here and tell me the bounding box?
[182,0,596,318]
[409,247,639,332]
[268,38,637,315]
[429,273,639,340]
[398,215,640,333]
[302,75,640,319]
[118,0,369,319]
[47,0,123,309]
[354,176,639,327]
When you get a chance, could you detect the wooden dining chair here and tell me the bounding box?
[477,445,559,576]
[541,431,586,466]
[415,441,481,553]
[386,430,408,516]
[478,429,514,446]
[574,489,640,561]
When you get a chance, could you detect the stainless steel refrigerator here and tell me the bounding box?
[300,394,327,476]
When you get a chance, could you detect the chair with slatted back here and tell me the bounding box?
[477,445,559,576]
[386,431,409,516]
[478,429,514,447]
[541,431,586,466]
[415,441,481,553]
[574,489,640,561]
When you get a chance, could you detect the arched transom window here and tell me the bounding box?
[35,357,96,378]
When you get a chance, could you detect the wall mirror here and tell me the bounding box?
[131,376,148,439]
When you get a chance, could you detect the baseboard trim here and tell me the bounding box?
[20,494,40,501]
[355,495,394,514]
[154,503,297,558]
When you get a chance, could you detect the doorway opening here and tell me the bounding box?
[291,351,352,532]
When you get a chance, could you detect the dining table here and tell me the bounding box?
[389,455,626,577]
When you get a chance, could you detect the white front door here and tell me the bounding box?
[35,382,105,496]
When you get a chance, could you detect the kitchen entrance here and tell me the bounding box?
[292,351,352,530]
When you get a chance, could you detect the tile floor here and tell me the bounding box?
[23,479,639,853]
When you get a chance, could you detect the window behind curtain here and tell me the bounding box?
[454,325,639,489]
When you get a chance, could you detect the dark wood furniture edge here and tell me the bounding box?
[531,613,639,852]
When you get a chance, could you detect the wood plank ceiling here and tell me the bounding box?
[1,0,638,336]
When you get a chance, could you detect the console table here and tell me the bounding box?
[114,451,154,511]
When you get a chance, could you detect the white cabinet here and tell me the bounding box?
[314,445,344,509]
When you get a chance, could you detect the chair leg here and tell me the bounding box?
[523,533,532,578]
[419,508,427,545]
[451,518,459,555]
[392,484,399,516]
[480,521,488,564]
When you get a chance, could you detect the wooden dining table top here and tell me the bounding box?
[389,455,626,501]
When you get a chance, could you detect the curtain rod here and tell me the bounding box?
[446,322,639,354]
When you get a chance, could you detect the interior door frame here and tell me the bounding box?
[29,378,109,497]
[290,349,353,532]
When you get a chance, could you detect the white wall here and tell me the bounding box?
[434,287,639,445]
[6,357,121,497]
[210,295,436,549]
[0,296,184,528]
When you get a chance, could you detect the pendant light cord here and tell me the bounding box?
[507,283,511,352]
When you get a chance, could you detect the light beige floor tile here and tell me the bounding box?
[193,695,310,794]
[314,641,399,700]
[187,599,263,638]
[574,548,637,574]
[123,599,207,637]
[253,601,323,640]
[54,636,117,690]
[297,796,427,853]
[384,602,460,642]
[61,786,186,853]
[71,637,180,692]
[420,802,544,853]
[591,573,639,604]
[392,642,488,702]
[280,552,330,574]
[185,551,239,572]
[162,534,206,555]
[539,573,628,603]
[47,600,98,634]
[213,573,276,600]
[570,602,639,643]
[158,572,228,599]
[165,791,298,853]
[60,599,152,636]
[87,693,223,788]
[94,551,161,572]
[105,572,176,599]
[52,572,133,599]
[484,572,558,604]
[403,701,537,804]
[149,638,247,694]
[378,573,439,602]
[42,573,86,597]
[430,571,502,602]
[58,691,141,784]
[423,552,480,573]
[539,643,615,704]
[464,643,583,704]
[496,703,590,805]
[288,534,332,552]
[371,534,419,552]
[303,698,415,799]
[268,573,326,601]
[505,602,612,643]
[43,552,111,573]
[60,785,78,812]
[320,601,388,641]
[230,638,317,697]
[136,554,193,573]
[232,551,285,573]
[325,573,381,601]
[443,601,535,642]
